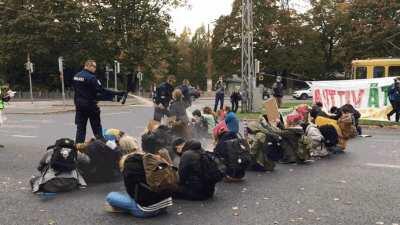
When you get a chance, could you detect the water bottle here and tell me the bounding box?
[243,120,248,139]
[38,192,57,200]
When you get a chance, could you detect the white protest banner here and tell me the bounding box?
[308,77,395,120]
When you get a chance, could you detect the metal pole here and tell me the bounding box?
[27,53,33,104]
[106,71,109,89]
[114,61,118,91]
[58,57,66,107]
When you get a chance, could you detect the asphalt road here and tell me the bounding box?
[0,102,400,225]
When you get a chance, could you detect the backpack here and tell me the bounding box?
[222,138,252,178]
[296,135,312,162]
[142,149,178,193]
[80,140,122,182]
[199,151,225,184]
[338,113,357,139]
[318,125,339,147]
[46,138,78,173]
[264,133,284,162]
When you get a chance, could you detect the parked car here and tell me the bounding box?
[293,88,313,100]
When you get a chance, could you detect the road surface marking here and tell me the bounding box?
[365,163,400,169]
[11,135,37,138]
[103,112,131,116]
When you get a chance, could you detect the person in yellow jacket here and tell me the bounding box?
[315,116,347,150]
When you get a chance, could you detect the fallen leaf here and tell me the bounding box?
[296,201,301,204]
[177,212,183,216]
[289,169,294,172]
[316,218,321,221]
[299,187,305,191]
[273,221,279,224]
[48,219,56,225]
[256,202,260,205]
[334,198,340,201]
[242,205,247,208]
[233,212,240,216]
[338,180,347,184]
[289,219,296,222]
[344,201,352,205]
[296,217,304,221]
[376,222,384,225]
[39,209,48,212]
[392,223,399,225]
[232,206,239,210]
[263,197,270,200]
[308,209,315,213]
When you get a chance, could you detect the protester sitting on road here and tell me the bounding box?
[30,138,89,193]
[174,140,219,201]
[203,107,216,135]
[141,120,172,154]
[76,134,139,183]
[314,116,347,150]
[259,115,310,164]
[213,124,250,182]
[105,148,174,217]
[224,106,239,134]
[301,122,329,158]
[171,138,186,167]
[169,89,189,124]
[191,109,209,139]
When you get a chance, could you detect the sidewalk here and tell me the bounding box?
[3,97,141,115]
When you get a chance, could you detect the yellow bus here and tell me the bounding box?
[352,58,400,79]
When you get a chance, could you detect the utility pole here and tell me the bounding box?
[241,0,255,112]
[58,56,66,107]
[114,60,120,91]
[105,65,112,89]
[25,53,34,104]
[207,24,213,93]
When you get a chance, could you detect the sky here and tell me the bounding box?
[170,0,311,36]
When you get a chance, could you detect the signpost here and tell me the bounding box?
[114,60,120,91]
[58,56,66,107]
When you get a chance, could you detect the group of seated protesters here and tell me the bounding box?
[29,101,361,218]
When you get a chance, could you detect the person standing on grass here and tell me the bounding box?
[214,76,225,112]
[272,76,284,108]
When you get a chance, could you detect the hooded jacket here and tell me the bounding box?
[176,140,215,200]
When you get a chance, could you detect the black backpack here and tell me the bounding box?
[264,134,284,162]
[318,125,339,147]
[222,138,251,178]
[47,138,78,173]
[80,140,122,182]
[199,151,225,184]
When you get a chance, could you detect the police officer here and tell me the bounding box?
[153,75,176,121]
[73,60,126,143]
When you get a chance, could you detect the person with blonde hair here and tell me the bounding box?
[168,89,189,124]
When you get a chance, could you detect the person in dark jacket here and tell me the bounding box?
[387,78,400,122]
[73,60,126,143]
[230,89,241,113]
[178,79,192,108]
[154,75,176,121]
[214,76,226,112]
[168,89,189,124]
[141,121,173,154]
[213,128,245,181]
[105,149,172,217]
[272,76,284,108]
[174,140,216,201]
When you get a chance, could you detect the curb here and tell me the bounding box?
[5,109,76,115]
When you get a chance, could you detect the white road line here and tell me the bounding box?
[365,163,400,169]
[11,135,37,138]
[103,112,131,116]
